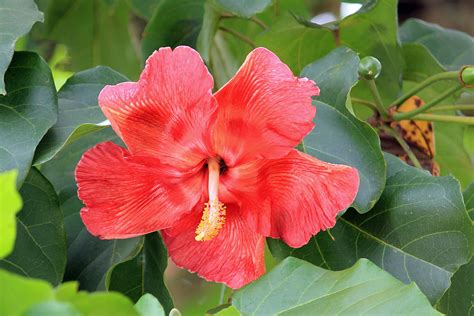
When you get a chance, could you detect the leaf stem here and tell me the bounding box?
[366,79,389,118]
[425,104,474,113]
[381,125,423,169]
[392,85,462,120]
[391,71,459,107]
[218,26,257,48]
[409,114,474,125]
[220,14,268,29]
[219,283,227,304]
[351,98,378,112]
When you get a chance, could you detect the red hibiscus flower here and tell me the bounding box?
[75,46,359,289]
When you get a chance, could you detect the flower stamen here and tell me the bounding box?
[195,157,226,241]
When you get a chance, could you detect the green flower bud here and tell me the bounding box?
[358,56,382,80]
[460,66,474,87]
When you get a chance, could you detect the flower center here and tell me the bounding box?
[195,157,227,241]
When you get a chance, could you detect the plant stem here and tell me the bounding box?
[220,14,268,29]
[219,283,227,304]
[381,125,422,169]
[410,114,474,125]
[218,26,256,48]
[351,98,378,112]
[392,85,462,120]
[425,104,474,112]
[366,80,389,118]
[391,71,459,107]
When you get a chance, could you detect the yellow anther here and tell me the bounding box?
[195,199,226,241]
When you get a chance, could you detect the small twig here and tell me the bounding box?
[381,125,423,169]
[410,114,474,125]
[219,283,227,304]
[218,26,257,48]
[425,104,474,113]
[351,98,378,112]
[219,14,268,30]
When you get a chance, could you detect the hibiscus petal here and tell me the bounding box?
[223,150,359,248]
[162,204,266,289]
[99,46,217,168]
[213,47,319,167]
[76,142,204,239]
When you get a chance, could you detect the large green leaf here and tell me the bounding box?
[0,0,43,94]
[0,269,54,316]
[256,15,335,75]
[401,43,474,188]
[45,0,140,79]
[269,154,473,304]
[0,170,22,258]
[340,0,403,104]
[233,257,439,315]
[141,0,204,60]
[215,0,271,18]
[300,47,386,213]
[0,270,141,316]
[0,168,66,285]
[109,233,173,313]
[34,66,128,164]
[0,52,57,186]
[400,19,474,70]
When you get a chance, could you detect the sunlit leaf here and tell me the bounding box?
[233,257,439,315]
[0,170,22,258]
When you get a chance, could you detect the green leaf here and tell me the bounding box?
[400,19,474,70]
[129,0,161,20]
[256,14,336,75]
[0,168,66,285]
[300,47,386,212]
[233,257,439,315]
[0,52,57,186]
[24,301,81,316]
[464,182,474,221]
[34,66,128,164]
[340,0,403,104]
[401,43,474,188]
[0,0,43,94]
[45,0,140,79]
[215,0,271,18]
[0,170,22,258]
[215,305,240,316]
[142,0,204,60]
[135,294,165,316]
[0,269,54,316]
[437,257,473,316]
[269,154,473,304]
[0,269,141,316]
[109,233,173,312]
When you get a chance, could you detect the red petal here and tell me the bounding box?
[222,150,359,248]
[213,48,319,167]
[99,46,217,168]
[162,204,265,289]
[76,142,204,239]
